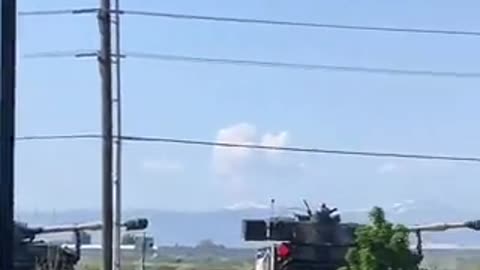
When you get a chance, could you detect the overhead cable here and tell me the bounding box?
[18,8,97,16]
[22,50,480,79]
[124,52,480,78]
[23,50,97,58]
[18,8,480,38]
[15,134,480,163]
[121,10,480,38]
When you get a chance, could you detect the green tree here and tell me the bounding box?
[340,206,423,270]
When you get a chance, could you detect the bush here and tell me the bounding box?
[340,206,423,270]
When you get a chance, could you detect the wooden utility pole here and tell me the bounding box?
[0,0,16,270]
[97,0,114,269]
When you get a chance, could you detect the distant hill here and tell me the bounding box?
[16,201,480,247]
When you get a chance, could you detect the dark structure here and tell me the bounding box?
[243,201,359,270]
[13,218,148,270]
[242,200,480,270]
[0,1,17,270]
[97,0,114,269]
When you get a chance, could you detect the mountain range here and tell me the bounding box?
[16,200,480,248]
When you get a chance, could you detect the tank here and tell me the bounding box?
[242,200,480,270]
[13,218,149,270]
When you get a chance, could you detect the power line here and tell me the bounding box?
[121,10,480,38]
[16,6,480,164]
[22,50,97,58]
[14,134,480,163]
[18,8,480,38]
[18,8,97,16]
[22,50,480,79]
[125,52,480,78]
[16,134,100,140]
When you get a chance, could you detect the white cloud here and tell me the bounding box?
[261,131,289,159]
[212,122,257,176]
[261,131,289,148]
[224,201,270,210]
[377,162,398,174]
[142,159,184,174]
[391,199,416,213]
[212,123,290,177]
[211,122,297,199]
[376,160,456,177]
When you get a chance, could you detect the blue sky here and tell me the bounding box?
[14,0,480,212]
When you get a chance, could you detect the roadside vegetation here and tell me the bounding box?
[77,207,480,270]
[340,206,422,270]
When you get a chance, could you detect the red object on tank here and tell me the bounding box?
[277,243,291,259]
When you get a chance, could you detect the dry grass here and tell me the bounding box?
[77,261,252,270]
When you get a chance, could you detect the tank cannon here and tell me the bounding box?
[407,219,480,232]
[14,218,149,270]
[407,219,480,259]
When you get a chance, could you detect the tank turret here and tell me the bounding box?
[14,218,149,270]
[243,202,361,270]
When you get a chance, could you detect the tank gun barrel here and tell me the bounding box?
[30,218,148,235]
[407,219,480,232]
[406,219,480,260]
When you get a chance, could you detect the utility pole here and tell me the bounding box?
[97,0,114,269]
[0,0,16,270]
[112,0,123,269]
[140,232,146,270]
